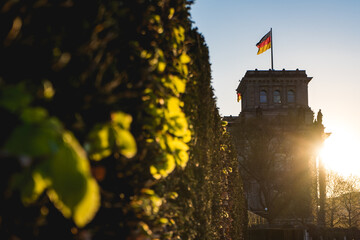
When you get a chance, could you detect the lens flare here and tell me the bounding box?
[320,128,360,177]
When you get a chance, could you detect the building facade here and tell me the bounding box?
[237,69,313,123]
[225,69,325,226]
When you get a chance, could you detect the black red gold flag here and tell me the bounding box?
[256,31,271,55]
[237,93,241,102]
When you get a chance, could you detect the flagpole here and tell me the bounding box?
[270,28,274,70]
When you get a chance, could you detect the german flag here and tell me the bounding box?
[237,92,241,102]
[256,30,271,55]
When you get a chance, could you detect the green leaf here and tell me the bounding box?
[150,165,161,180]
[112,125,137,158]
[166,135,188,152]
[111,111,132,129]
[86,111,137,161]
[42,80,55,99]
[173,26,185,44]
[12,170,50,205]
[86,124,112,161]
[168,192,178,200]
[150,154,176,179]
[6,117,100,227]
[141,188,155,195]
[0,83,32,112]
[171,75,186,94]
[5,120,60,157]
[73,178,99,227]
[180,53,191,64]
[157,61,166,73]
[46,131,100,227]
[159,218,169,224]
[175,150,188,168]
[131,190,163,217]
[168,8,175,19]
[20,107,48,123]
[166,97,181,115]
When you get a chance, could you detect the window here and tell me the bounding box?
[273,90,281,103]
[260,90,267,103]
[287,90,295,103]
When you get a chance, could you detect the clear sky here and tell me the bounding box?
[190,0,360,176]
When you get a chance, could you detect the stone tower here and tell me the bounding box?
[225,69,324,226]
[236,69,313,123]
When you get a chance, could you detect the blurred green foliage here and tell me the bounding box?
[86,111,137,160]
[0,0,246,239]
[1,84,100,227]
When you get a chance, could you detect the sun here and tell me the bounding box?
[319,127,360,177]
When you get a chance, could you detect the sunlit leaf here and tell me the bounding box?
[87,112,137,160]
[166,135,188,152]
[168,8,175,19]
[180,53,190,64]
[168,192,178,200]
[175,150,188,168]
[150,154,176,179]
[157,62,166,73]
[139,221,153,236]
[183,129,192,143]
[73,178,100,227]
[46,132,100,227]
[173,26,185,44]
[168,75,185,94]
[151,15,161,24]
[86,124,112,161]
[181,63,188,76]
[6,115,100,227]
[131,191,163,217]
[149,194,162,213]
[12,170,50,205]
[222,121,228,127]
[159,218,168,224]
[141,188,155,195]
[166,97,181,116]
[140,50,152,59]
[42,80,55,99]
[112,125,137,158]
[31,171,50,202]
[48,140,87,211]
[111,111,133,129]
[150,165,161,180]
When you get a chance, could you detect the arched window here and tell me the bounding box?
[260,90,267,103]
[287,90,295,103]
[273,90,281,103]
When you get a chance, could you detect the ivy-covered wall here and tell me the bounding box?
[0,1,246,239]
